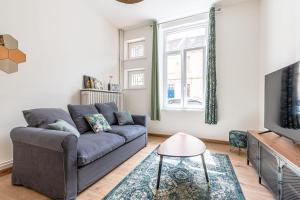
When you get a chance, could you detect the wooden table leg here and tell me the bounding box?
[156,155,163,190]
[201,154,209,184]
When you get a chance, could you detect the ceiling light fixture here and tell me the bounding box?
[116,0,144,4]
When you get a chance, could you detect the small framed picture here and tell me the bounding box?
[111,84,120,91]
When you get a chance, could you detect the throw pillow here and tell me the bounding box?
[84,114,112,133]
[115,111,134,126]
[48,119,80,138]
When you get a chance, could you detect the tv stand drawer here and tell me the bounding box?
[247,130,300,200]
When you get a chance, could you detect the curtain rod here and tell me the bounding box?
[122,8,221,31]
[158,8,221,25]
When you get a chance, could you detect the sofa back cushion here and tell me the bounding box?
[95,102,118,125]
[23,108,76,129]
[68,105,99,134]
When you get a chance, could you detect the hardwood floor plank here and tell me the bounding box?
[0,136,274,200]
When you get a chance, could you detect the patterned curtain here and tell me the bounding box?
[205,7,218,124]
[151,21,161,121]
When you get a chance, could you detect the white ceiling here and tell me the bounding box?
[88,0,216,29]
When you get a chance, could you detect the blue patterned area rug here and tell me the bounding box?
[104,149,245,200]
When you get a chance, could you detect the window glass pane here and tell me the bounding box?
[166,27,206,52]
[128,70,145,89]
[128,41,145,59]
[167,54,181,106]
[163,22,208,110]
[185,49,204,107]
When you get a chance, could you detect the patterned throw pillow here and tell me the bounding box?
[84,114,112,133]
[115,111,134,126]
[48,119,80,138]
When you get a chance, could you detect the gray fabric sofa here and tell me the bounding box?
[10,102,147,200]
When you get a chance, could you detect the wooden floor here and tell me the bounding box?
[0,136,274,200]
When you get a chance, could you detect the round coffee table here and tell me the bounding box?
[156,132,209,190]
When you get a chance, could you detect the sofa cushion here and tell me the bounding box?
[95,102,118,125]
[23,108,76,129]
[48,119,80,138]
[109,125,146,142]
[115,111,134,126]
[77,132,125,166]
[68,105,99,134]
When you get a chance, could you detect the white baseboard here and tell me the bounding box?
[0,160,13,171]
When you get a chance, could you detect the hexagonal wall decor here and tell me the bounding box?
[0,59,18,73]
[0,34,26,74]
[0,46,9,59]
[9,49,26,64]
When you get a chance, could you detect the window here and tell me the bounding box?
[163,23,207,109]
[128,41,144,59]
[124,38,145,60]
[124,68,145,89]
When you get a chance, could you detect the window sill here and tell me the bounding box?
[124,57,147,61]
[123,88,146,91]
[161,107,204,112]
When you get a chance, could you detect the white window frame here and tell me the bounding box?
[124,68,145,90]
[124,38,146,60]
[162,23,207,110]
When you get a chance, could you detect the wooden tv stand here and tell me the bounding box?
[247,130,300,199]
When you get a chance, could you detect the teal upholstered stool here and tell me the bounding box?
[229,130,247,155]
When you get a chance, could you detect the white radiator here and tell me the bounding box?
[80,89,123,110]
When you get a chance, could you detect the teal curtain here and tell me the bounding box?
[151,21,161,121]
[205,7,217,124]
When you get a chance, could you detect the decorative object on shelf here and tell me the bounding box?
[229,130,247,155]
[94,79,103,90]
[116,0,143,4]
[110,84,120,92]
[0,34,26,74]
[83,75,103,90]
[83,75,91,88]
[108,75,113,91]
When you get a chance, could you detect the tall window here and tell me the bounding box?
[163,23,207,109]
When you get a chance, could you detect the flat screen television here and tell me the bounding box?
[265,61,300,144]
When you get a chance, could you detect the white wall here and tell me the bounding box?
[0,0,119,168]
[258,0,300,128]
[124,0,260,141]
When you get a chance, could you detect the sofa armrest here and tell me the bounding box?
[132,115,147,127]
[11,127,76,152]
[10,127,78,200]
